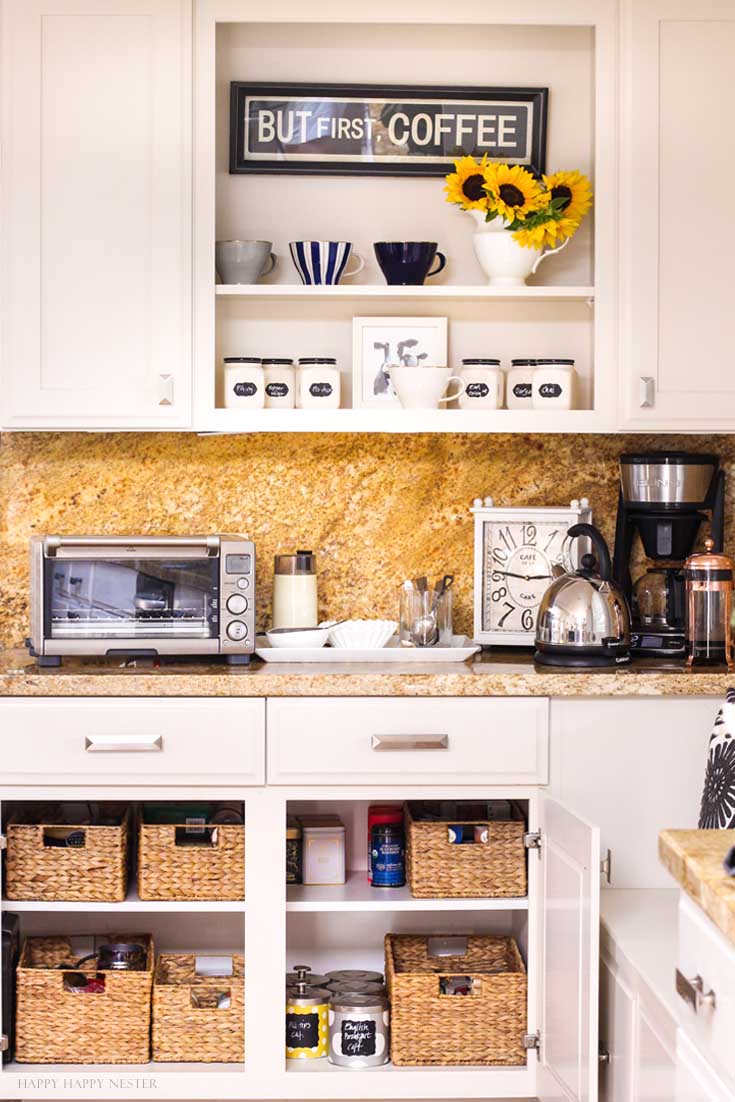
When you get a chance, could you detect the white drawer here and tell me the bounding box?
[676,895,735,1082]
[0,699,265,785]
[266,697,548,785]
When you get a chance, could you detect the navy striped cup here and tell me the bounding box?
[289,240,364,285]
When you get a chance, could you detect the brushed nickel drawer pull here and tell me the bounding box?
[84,734,163,753]
[371,733,449,752]
[676,970,716,1013]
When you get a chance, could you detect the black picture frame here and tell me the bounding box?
[229,82,548,178]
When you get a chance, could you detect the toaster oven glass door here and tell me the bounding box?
[45,558,219,640]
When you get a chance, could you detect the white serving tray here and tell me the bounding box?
[254,635,480,664]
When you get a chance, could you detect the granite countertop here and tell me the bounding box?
[1,647,735,698]
[659,829,735,945]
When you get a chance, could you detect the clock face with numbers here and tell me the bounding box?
[483,520,570,634]
[473,502,592,646]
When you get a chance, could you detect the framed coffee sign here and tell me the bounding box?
[230,82,548,177]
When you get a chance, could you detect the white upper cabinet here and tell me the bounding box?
[0,0,192,429]
[620,0,735,429]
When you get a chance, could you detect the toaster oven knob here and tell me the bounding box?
[237,577,250,590]
[226,593,248,615]
[226,620,248,641]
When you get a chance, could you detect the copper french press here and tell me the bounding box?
[684,539,735,670]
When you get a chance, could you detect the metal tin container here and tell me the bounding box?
[370,822,405,887]
[325,970,384,985]
[328,980,386,997]
[328,993,390,1068]
[286,982,331,1060]
[286,967,329,987]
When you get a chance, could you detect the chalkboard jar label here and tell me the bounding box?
[341,1019,377,1057]
[538,382,563,398]
[465,382,490,398]
[234,381,257,397]
[512,383,532,399]
[286,1002,329,1059]
[309,382,333,397]
[266,382,289,397]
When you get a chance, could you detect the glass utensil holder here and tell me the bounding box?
[400,589,453,647]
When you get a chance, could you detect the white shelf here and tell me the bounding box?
[199,407,605,435]
[216,283,594,302]
[287,871,528,912]
[2,887,247,913]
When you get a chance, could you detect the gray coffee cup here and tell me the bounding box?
[215,240,277,284]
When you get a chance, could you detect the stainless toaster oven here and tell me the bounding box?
[28,535,255,666]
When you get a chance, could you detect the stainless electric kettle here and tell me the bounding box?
[535,523,631,668]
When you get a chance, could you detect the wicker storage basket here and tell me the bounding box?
[6,805,131,903]
[138,821,245,901]
[15,933,154,1064]
[406,802,527,898]
[152,954,245,1062]
[385,933,527,1066]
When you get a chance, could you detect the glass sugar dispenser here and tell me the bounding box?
[684,539,735,670]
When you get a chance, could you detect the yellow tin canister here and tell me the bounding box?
[286,981,331,1060]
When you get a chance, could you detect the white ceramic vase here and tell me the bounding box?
[468,209,569,287]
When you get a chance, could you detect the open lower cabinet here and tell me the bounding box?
[0,779,599,1101]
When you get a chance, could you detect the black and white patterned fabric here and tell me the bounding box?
[699,687,735,829]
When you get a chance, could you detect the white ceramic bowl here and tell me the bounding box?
[265,626,330,649]
[327,619,398,650]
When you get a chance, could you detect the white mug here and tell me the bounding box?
[391,366,463,410]
[458,367,504,410]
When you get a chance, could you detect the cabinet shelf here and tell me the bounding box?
[200,407,604,435]
[1,888,247,913]
[215,283,595,303]
[287,871,528,912]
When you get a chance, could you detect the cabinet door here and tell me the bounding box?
[620,0,735,428]
[600,957,635,1102]
[1,0,191,428]
[538,796,600,1102]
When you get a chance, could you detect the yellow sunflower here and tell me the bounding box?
[482,163,546,222]
[444,155,490,211]
[542,170,593,225]
[513,216,582,250]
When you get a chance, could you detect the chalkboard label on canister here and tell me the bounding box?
[309,382,333,397]
[512,382,532,399]
[538,383,563,398]
[234,381,258,397]
[286,1011,319,1049]
[341,1019,377,1057]
[266,382,289,397]
[465,382,490,398]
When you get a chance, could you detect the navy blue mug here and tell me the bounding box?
[374,241,447,286]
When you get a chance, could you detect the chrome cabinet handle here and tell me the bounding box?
[639,376,655,408]
[371,733,449,752]
[84,734,163,753]
[158,373,175,406]
[676,970,716,1013]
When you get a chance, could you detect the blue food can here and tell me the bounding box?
[371,823,405,887]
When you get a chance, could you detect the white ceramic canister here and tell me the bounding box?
[506,358,536,409]
[458,358,504,410]
[328,993,390,1068]
[297,358,341,410]
[531,358,576,410]
[223,356,265,409]
[302,823,346,885]
[263,358,296,409]
[272,551,318,628]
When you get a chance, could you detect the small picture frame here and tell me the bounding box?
[352,316,449,409]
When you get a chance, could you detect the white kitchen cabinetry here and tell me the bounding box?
[0,0,192,429]
[620,0,735,429]
[0,695,600,1101]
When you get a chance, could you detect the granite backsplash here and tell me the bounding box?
[2,432,733,649]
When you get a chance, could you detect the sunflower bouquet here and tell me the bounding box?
[444,156,592,249]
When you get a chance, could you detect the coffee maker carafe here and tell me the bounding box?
[612,451,724,658]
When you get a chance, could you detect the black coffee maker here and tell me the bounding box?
[612,452,725,658]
